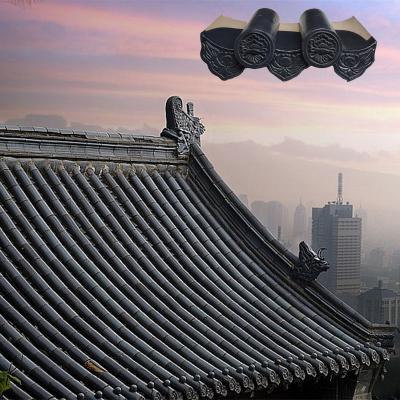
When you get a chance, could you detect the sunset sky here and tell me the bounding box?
[1,0,400,158]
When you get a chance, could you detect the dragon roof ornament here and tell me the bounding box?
[161,96,205,155]
[292,241,329,283]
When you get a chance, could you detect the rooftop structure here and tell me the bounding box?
[312,174,362,298]
[0,97,394,400]
[358,284,400,327]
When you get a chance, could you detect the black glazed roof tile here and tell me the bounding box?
[200,8,376,81]
[0,97,393,400]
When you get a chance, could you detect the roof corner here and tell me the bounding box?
[160,96,205,155]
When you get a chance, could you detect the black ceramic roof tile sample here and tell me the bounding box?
[0,98,393,400]
[200,8,376,81]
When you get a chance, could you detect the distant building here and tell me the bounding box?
[358,285,387,323]
[366,247,385,269]
[312,173,361,297]
[266,201,283,238]
[355,205,367,235]
[238,193,249,208]
[358,283,400,327]
[383,295,400,327]
[251,200,268,226]
[355,205,368,261]
[307,215,313,244]
[251,200,283,239]
[292,201,307,246]
[388,249,400,290]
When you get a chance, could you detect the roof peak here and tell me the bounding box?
[0,96,205,165]
[1,96,204,153]
[161,96,205,154]
[0,124,158,142]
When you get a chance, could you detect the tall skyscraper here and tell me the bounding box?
[312,173,362,296]
[292,201,307,246]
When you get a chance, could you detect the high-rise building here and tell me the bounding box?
[312,173,362,296]
[292,201,307,246]
[307,215,313,244]
[251,200,268,226]
[250,200,283,239]
[358,282,400,327]
[355,205,368,262]
[355,205,367,233]
[266,201,283,238]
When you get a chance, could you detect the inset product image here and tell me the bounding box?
[200,8,376,81]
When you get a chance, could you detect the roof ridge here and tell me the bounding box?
[0,124,159,141]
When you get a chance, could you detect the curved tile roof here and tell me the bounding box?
[0,97,393,400]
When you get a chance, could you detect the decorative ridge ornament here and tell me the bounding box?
[200,9,376,81]
[161,96,205,155]
[292,241,329,282]
[300,8,342,68]
[234,8,279,69]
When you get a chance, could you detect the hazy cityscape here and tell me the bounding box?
[236,180,400,324]
[233,173,400,398]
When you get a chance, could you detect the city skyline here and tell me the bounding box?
[241,189,400,275]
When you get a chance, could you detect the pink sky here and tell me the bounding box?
[1,0,400,160]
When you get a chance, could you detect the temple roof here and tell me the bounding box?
[0,97,394,400]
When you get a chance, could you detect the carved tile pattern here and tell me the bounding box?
[334,42,376,81]
[268,49,308,81]
[236,32,271,67]
[305,31,341,67]
[200,32,244,81]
